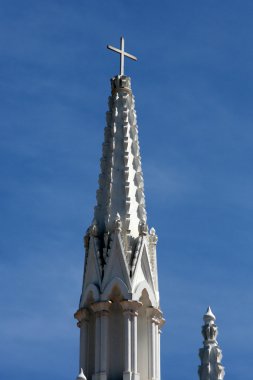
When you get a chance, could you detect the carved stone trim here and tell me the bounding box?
[120,300,142,316]
[74,308,90,322]
[93,75,147,249]
[74,307,90,328]
[90,301,112,316]
[138,221,148,236]
[198,307,225,380]
[112,87,132,95]
[146,307,164,326]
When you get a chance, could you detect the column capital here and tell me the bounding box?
[90,301,112,316]
[158,317,166,329]
[74,307,90,327]
[120,300,142,316]
[146,307,165,326]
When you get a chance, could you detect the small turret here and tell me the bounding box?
[198,307,225,380]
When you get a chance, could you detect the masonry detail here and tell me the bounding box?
[198,307,225,380]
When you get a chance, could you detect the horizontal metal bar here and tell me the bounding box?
[124,52,137,61]
[107,45,122,55]
[107,45,137,61]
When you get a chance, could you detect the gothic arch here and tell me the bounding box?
[101,277,130,301]
[80,283,100,307]
[134,280,157,307]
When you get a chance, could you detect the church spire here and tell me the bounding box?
[93,74,147,248]
[198,307,225,380]
[75,39,163,380]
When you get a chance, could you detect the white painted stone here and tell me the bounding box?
[94,75,147,241]
[76,368,87,380]
[198,307,225,380]
[75,75,164,380]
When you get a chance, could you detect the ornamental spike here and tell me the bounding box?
[76,368,87,380]
[198,307,225,380]
[204,306,216,322]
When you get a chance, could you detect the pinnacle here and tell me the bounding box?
[204,306,216,322]
[199,308,225,380]
[76,368,87,380]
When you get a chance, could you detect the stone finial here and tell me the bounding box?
[204,306,216,323]
[198,307,225,380]
[202,307,218,343]
[139,220,148,236]
[148,227,159,290]
[149,227,158,244]
[76,368,87,380]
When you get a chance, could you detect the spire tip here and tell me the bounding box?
[204,306,216,322]
[76,368,86,380]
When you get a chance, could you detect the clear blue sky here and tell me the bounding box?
[1,1,253,379]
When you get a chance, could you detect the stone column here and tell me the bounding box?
[157,316,165,380]
[122,308,131,378]
[146,308,165,380]
[157,327,161,380]
[74,308,90,375]
[91,301,112,380]
[120,300,142,380]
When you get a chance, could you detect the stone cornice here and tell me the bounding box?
[90,300,112,315]
[74,307,90,328]
[74,307,89,322]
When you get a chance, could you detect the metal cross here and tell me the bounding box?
[107,36,137,76]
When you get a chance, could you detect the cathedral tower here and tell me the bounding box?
[74,38,164,380]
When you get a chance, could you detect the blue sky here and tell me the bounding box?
[0,1,253,379]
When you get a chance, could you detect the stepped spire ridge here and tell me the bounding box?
[93,73,147,253]
[198,307,225,380]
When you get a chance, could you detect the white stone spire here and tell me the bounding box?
[94,75,147,243]
[198,307,225,380]
[75,50,164,380]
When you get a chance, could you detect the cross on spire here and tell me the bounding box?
[107,36,137,76]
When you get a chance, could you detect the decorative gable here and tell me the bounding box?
[102,232,132,293]
[80,236,102,306]
[131,239,158,306]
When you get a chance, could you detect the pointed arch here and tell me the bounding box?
[83,236,102,290]
[80,283,100,308]
[102,232,132,292]
[101,277,130,301]
[133,280,157,307]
